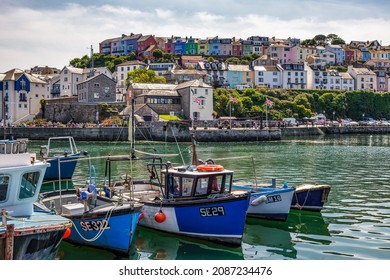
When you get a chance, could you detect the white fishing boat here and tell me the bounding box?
[232,180,294,221]
[0,139,72,260]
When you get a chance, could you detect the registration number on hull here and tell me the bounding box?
[199,206,225,217]
[79,220,111,231]
[267,195,282,203]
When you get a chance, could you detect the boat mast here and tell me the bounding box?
[130,97,136,159]
[2,93,5,140]
[191,134,198,165]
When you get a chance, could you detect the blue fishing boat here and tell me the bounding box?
[39,166,143,256]
[100,99,249,246]
[39,136,81,181]
[290,184,331,212]
[232,181,295,221]
[0,139,72,260]
[103,156,250,246]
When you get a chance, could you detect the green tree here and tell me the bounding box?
[153,49,164,61]
[331,37,346,45]
[226,57,240,65]
[313,34,327,45]
[125,68,166,85]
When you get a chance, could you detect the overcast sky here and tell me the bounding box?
[1,0,390,73]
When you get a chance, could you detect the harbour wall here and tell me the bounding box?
[2,124,390,142]
[0,123,281,142]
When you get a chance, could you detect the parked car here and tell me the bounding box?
[343,119,358,126]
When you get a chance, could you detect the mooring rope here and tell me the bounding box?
[70,203,118,242]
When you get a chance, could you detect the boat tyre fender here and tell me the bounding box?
[251,195,267,206]
[197,164,224,172]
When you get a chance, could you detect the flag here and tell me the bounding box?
[266,98,273,107]
[192,97,201,104]
[230,97,238,103]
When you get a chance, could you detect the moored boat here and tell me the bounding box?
[233,180,331,213]
[0,139,72,260]
[98,99,250,246]
[232,182,295,221]
[101,156,250,246]
[39,166,143,256]
[39,136,82,181]
[290,184,331,212]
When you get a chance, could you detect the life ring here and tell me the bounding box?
[197,164,224,172]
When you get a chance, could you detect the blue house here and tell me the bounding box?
[208,37,221,56]
[325,45,345,65]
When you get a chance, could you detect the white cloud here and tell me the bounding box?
[1,1,390,73]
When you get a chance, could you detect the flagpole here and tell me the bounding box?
[229,96,232,129]
[266,101,268,128]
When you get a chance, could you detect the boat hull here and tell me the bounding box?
[66,209,141,255]
[44,154,80,180]
[139,194,250,246]
[246,187,294,221]
[291,184,331,211]
[41,190,142,255]
[0,211,71,260]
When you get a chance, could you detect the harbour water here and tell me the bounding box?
[30,134,390,260]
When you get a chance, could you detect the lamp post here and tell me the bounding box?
[323,110,326,127]
[362,113,365,121]
[333,111,335,122]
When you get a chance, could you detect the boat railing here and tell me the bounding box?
[0,139,28,155]
[41,136,79,158]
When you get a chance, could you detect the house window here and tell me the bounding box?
[94,83,100,87]
[64,77,68,82]
[20,80,26,90]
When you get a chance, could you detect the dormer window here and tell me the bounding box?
[20,80,26,90]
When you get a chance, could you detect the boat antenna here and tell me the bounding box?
[191,134,198,165]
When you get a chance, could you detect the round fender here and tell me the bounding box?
[251,195,267,206]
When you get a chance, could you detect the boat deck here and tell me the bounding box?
[0,210,71,234]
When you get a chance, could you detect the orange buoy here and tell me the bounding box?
[63,228,71,239]
[154,210,166,223]
[138,213,144,221]
[197,164,224,172]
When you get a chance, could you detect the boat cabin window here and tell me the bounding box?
[194,175,226,196]
[195,177,209,195]
[225,173,233,192]
[18,171,40,199]
[0,175,10,202]
[168,175,193,197]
